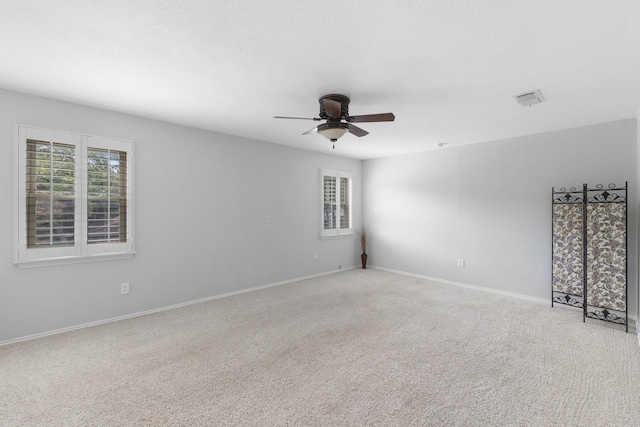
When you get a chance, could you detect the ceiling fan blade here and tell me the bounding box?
[347,124,369,137]
[274,116,321,121]
[323,98,342,118]
[302,126,319,135]
[346,113,395,123]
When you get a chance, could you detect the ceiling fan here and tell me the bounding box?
[274,94,395,148]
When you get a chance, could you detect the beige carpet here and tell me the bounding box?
[1,269,639,426]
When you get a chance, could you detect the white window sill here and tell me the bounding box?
[15,252,136,269]
[320,231,354,239]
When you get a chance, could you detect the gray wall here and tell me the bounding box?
[2,88,637,344]
[637,105,640,340]
[363,120,638,318]
[0,89,362,343]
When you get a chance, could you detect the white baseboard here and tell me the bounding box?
[370,265,550,305]
[0,266,357,347]
[4,265,636,347]
[370,265,638,335]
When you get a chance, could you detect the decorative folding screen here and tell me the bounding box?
[551,183,628,332]
[552,191,584,307]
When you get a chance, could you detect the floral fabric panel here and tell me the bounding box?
[586,203,626,311]
[552,203,583,297]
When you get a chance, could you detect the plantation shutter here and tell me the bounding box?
[87,148,127,244]
[340,176,351,229]
[16,126,134,266]
[323,175,337,230]
[320,169,352,237]
[26,139,76,248]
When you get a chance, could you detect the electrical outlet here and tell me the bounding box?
[121,282,130,295]
[314,252,318,260]
[457,259,465,268]
[264,215,270,224]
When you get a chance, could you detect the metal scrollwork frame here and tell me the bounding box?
[585,308,628,325]
[551,186,584,310]
[551,182,628,332]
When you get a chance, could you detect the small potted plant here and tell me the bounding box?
[357,224,368,269]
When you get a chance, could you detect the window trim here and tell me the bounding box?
[320,168,353,238]
[14,124,135,268]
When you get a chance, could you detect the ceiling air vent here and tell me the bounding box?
[514,89,545,107]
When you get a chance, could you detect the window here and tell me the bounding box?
[14,125,134,267]
[320,169,352,237]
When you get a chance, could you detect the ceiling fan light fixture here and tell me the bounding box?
[318,123,347,141]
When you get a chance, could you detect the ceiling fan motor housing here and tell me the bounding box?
[319,94,350,119]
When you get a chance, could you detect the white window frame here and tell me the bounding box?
[14,125,135,268]
[320,168,353,238]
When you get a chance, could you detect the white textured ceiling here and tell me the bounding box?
[1,1,640,159]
